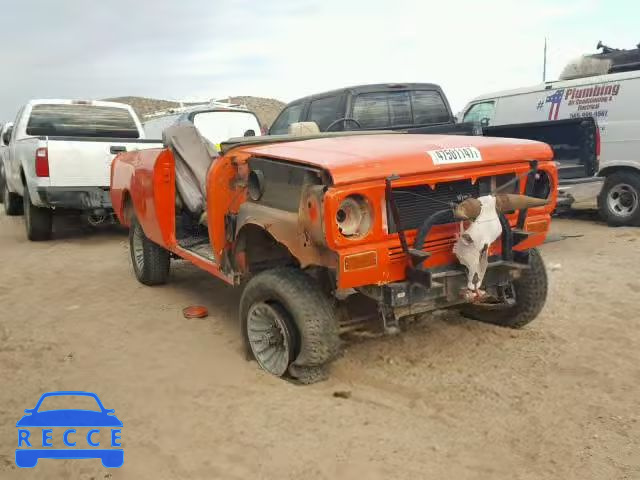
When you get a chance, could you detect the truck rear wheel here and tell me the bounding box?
[24,188,52,241]
[3,183,23,216]
[0,163,5,204]
[460,248,548,329]
[240,268,340,383]
[598,171,640,226]
[129,217,170,285]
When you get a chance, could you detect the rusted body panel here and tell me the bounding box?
[235,203,337,270]
[111,134,556,290]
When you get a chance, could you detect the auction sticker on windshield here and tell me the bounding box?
[428,147,482,165]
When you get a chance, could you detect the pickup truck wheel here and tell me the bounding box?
[129,218,170,285]
[3,183,23,216]
[24,188,52,241]
[460,249,548,329]
[0,163,5,204]
[598,171,640,226]
[240,268,340,383]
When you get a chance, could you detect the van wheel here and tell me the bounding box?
[460,249,548,328]
[129,217,170,285]
[24,188,52,241]
[3,183,23,215]
[598,171,640,226]
[240,268,340,383]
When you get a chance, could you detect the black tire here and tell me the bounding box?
[3,183,23,216]
[460,249,548,329]
[24,187,53,241]
[598,171,640,227]
[129,217,170,285]
[240,267,340,383]
[0,163,5,204]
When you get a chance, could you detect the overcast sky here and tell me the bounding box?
[1,0,638,121]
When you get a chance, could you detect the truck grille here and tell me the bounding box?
[387,175,516,233]
[388,180,478,233]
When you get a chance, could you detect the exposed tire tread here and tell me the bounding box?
[3,184,23,216]
[461,248,548,329]
[24,187,52,241]
[129,218,170,286]
[240,268,340,383]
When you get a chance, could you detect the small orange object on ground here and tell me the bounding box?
[182,306,208,319]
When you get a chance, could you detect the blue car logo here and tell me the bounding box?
[15,391,123,468]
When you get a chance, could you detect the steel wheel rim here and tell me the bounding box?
[132,226,145,273]
[247,302,294,377]
[607,183,639,217]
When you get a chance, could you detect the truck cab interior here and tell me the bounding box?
[162,124,217,260]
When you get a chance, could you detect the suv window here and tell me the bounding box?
[26,104,139,138]
[412,91,450,124]
[352,91,412,129]
[269,103,304,134]
[308,95,342,131]
[463,101,495,124]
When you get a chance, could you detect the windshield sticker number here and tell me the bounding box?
[428,147,482,165]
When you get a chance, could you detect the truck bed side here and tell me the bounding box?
[411,117,599,180]
[8,137,46,197]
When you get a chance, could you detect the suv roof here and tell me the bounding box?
[287,82,444,104]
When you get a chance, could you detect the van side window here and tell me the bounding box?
[463,102,495,124]
[352,91,412,128]
[269,103,304,134]
[308,96,342,131]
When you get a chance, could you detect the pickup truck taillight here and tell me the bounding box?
[35,147,49,177]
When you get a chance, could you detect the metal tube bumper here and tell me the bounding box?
[358,257,530,317]
[557,176,604,206]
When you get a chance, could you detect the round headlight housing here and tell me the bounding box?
[531,171,551,199]
[248,169,265,201]
[336,195,372,238]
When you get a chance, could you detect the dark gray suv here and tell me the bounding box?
[269,83,455,134]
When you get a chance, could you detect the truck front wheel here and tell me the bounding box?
[3,183,23,216]
[24,187,52,241]
[240,268,340,383]
[460,248,548,328]
[598,171,640,226]
[129,217,170,285]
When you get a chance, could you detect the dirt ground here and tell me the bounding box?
[0,208,639,480]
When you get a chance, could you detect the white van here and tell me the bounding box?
[143,104,262,151]
[461,70,640,226]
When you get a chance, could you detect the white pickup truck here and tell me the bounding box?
[2,99,162,240]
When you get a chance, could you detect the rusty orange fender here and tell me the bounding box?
[206,152,337,273]
[111,148,177,248]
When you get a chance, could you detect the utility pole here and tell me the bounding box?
[543,37,548,82]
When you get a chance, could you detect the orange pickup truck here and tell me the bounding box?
[111,126,556,383]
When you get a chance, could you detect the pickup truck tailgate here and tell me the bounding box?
[46,139,160,187]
